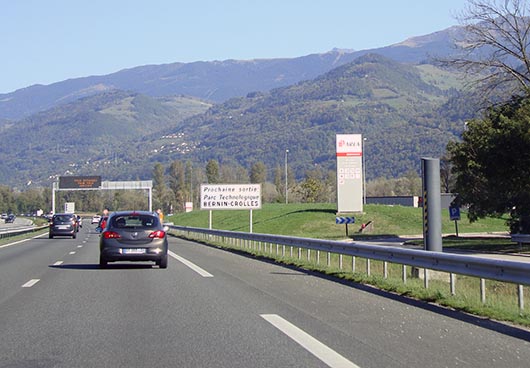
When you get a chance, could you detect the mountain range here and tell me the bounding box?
[0,26,475,188]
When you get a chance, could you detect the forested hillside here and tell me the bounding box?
[164,54,473,180]
[0,54,476,188]
[0,91,211,186]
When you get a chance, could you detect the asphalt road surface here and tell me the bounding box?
[1,224,530,367]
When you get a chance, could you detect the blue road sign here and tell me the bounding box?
[336,216,355,224]
[449,206,461,221]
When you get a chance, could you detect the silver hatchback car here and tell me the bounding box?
[99,211,168,269]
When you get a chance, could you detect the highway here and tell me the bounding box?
[1,224,530,367]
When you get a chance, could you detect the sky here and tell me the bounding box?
[0,0,467,94]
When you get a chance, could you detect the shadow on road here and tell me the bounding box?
[49,263,154,270]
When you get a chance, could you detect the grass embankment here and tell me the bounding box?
[168,203,530,327]
[169,203,508,239]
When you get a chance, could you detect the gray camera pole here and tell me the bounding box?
[421,158,442,252]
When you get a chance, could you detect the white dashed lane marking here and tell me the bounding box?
[168,250,213,277]
[22,279,40,288]
[261,314,360,368]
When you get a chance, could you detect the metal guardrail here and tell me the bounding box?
[0,225,49,240]
[168,225,530,287]
[512,234,530,245]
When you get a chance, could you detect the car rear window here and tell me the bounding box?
[54,215,73,222]
[111,215,158,229]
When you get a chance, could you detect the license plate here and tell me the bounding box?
[57,225,70,229]
[122,248,146,254]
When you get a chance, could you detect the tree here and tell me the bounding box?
[250,161,267,184]
[298,178,324,203]
[153,163,166,194]
[297,168,328,203]
[152,162,170,211]
[219,163,248,183]
[440,154,455,193]
[273,164,295,203]
[273,166,284,202]
[185,161,194,203]
[168,160,187,210]
[0,185,16,213]
[448,0,530,99]
[205,159,220,184]
[447,94,530,233]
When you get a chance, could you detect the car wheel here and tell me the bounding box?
[158,254,168,269]
[72,233,76,239]
[49,234,53,239]
[99,255,108,269]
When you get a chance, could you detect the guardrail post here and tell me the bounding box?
[366,259,371,276]
[339,254,343,270]
[352,256,356,273]
[317,250,320,265]
[481,278,486,304]
[518,285,524,312]
[424,269,429,289]
[327,252,331,267]
[383,261,388,279]
[450,273,456,295]
[402,264,407,284]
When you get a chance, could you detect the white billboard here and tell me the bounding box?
[200,184,262,210]
[64,202,75,214]
[336,134,363,213]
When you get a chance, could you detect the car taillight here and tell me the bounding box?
[149,230,166,239]
[103,231,121,239]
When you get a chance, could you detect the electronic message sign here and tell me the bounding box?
[59,176,102,189]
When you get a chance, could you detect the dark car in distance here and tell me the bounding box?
[49,213,78,239]
[99,211,168,269]
[5,214,16,223]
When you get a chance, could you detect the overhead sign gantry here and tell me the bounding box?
[52,176,153,213]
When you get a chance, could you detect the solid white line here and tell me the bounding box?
[22,279,40,288]
[0,239,30,248]
[261,314,360,368]
[168,250,213,277]
[53,261,64,266]
[0,232,48,249]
